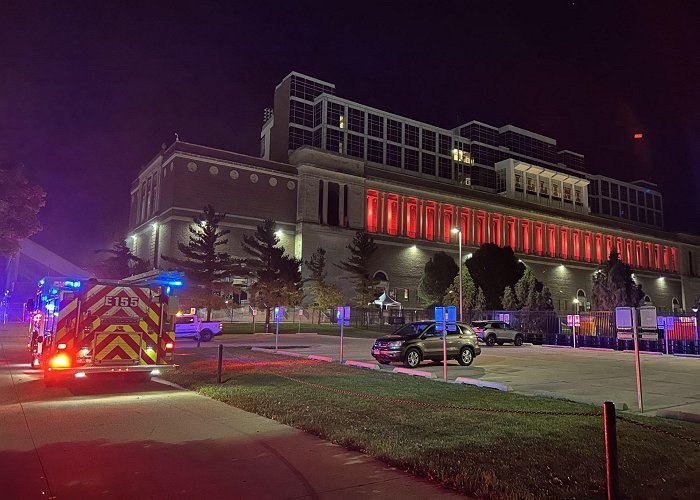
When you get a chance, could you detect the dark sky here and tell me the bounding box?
[2,0,699,264]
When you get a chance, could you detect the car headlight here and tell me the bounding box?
[388,341,402,349]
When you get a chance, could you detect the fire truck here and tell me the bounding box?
[29,277,177,386]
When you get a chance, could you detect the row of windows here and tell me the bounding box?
[135,171,159,223]
[589,180,661,209]
[290,75,334,102]
[590,198,663,226]
[365,190,678,273]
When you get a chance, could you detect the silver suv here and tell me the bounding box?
[472,320,524,346]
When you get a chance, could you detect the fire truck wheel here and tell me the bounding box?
[199,329,213,342]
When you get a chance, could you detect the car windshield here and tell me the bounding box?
[391,322,431,337]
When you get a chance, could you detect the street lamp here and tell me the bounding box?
[451,227,463,322]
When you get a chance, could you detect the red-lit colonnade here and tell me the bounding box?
[366,189,678,273]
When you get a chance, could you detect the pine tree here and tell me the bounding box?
[161,205,242,320]
[591,250,644,310]
[513,268,553,311]
[474,287,487,312]
[242,219,303,331]
[443,265,477,312]
[94,237,148,279]
[336,230,379,308]
[305,247,343,323]
[501,286,519,310]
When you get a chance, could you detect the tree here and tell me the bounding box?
[417,251,458,307]
[242,219,303,331]
[161,205,242,320]
[443,265,477,312]
[336,230,379,308]
[305,247,343,323]
[466,244,525,309]
[591,250,644,310]
[93,237,149,279]
[0,162,46,257]
[501,286,518,310]
[473,287,487,312]
[514,269,554,311]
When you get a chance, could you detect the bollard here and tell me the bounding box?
[217,343,223,384]
[603,401,619,500]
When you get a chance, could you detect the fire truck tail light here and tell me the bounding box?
[165,342,174,350]
[57,343,67,349]
[50,354,71,368]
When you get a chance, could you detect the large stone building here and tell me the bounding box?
[128,73,700,312]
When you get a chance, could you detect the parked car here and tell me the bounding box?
[471,320,524,346]
[371,321,481,368]
[174,314,223,342]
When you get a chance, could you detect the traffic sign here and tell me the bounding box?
[639,306,657,331]
[274,306,285,323]
[434,306,445,332]
[252,308,258,317]
[574,314,580,327]
[446,305,457,331]
[336,306,350,326]
[615,307,634,330]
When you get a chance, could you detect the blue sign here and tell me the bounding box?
[446,305,457,331]
[274,306,285,323]
[435,306,457,332]
[336,306,350,326]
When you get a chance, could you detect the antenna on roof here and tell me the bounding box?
[174,133,180,142]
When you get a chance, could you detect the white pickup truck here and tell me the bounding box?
[174,314,223,342]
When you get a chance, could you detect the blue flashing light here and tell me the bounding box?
[50,288,58,294]
[38,279,45,286]
[45,303,56,312]
[165,286,172,295]
[170,280,183,287]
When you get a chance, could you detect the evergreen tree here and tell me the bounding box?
[161,205,242,320]
[501,286,519,310]
[0,162,46,257]
[94,237,148,279]
[513,269,554,311]
[335,230,379,308]
[443,265,477,312]
[242,219,303,331]
[305,247,343,323]
[473,287,487,312]
[466,244,525,309]
[417,251,458,307]
[591,250,644,310]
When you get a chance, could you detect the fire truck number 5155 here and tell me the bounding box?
[105,296,140,307]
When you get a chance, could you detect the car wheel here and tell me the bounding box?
[485,335,497,346]
[199,329,213,342]
[403,348,421,368]
[514,335,524,346]
[458,347,474,366]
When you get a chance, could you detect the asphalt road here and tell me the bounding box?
[0,324,463,499]
[201,331,700,415]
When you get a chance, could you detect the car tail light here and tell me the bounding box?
[165,342,174,350]
[50,353,71,368]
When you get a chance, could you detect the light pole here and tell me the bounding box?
[451,228,463,322]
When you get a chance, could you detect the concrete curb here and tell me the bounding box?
[533,390,628,410]
[152,377,187,391]
[308,355,334,362]
[672,353,700,358]
[392,367,435,378]
[541,344,573,349]
[656,409,700,424]
[454,377,509,392]
[344,360,379,370]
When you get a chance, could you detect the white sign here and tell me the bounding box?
[252,308,258,317]
[639,306,657,330]
[615,307,634,330]
[574,314,581,327]
[298,309,304,316]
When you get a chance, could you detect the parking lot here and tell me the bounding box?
[189,332,700,416]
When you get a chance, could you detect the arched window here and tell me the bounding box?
[643,295,652,305]
[374,271,388,282]
[576,289,586,311]
[672,297,680,313]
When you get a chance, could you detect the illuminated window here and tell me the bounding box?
[387,194,398,235]
[476,211,487,246]
[626,240,633,265]
[535,222,544,256]
[584,232,592,262]
[595,234,603,263]
[548,225,557,258]
[339,115,345,129]
[452,148,472,164]
[406,198,417,238]
[366,190,378,232]
[561,227,569,259]
[492,214,502,246]
[443,206,453,243]
[521,220,531,254]
[670,247,677,273]
[460,208,470,244]
[654,244,661,270]
[507,217,516,250]
[572,230,580,261]
[616,238,623,260]
[425,203,436,241]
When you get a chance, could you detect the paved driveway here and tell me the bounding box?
[198,332,700,415]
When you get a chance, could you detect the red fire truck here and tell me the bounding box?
[29,278,177,386]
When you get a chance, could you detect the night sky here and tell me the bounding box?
[2,0,699,264]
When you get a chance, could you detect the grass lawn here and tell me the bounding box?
[220,321,390,339]
[164,347,700,499]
